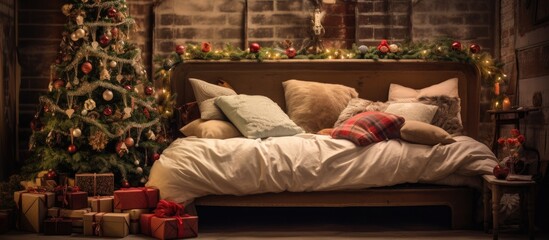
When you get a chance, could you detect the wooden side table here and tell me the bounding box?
[483,175,537,240]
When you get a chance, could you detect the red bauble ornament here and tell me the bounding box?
[121,179,130,188]
[107,7,118,18]
[285,47,297,58]
[53,79,65,89]
[469,44,481,54]
[144,86,154,96]
[249,42,261,53]
[124,85,133,91]
[45,169,57,180]
[175,45,186,55]
[124,137,135,147]
[451,41,462,51]
[493,164,509,180]
[103,106,113,116]
[116,141,127,157]
[152,153,161,161]
[81,61,92,74]
[377,39,389,54]
[143,107,150,119]
[68,144,77,153]
[99,34,110,47]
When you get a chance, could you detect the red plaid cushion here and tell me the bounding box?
[331,111,405,146]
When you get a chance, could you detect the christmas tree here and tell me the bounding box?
[27,0,169,187]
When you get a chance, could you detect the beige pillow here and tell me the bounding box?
[283,79,358,133]
[384,102,438,123]
[388,78,458,101]
[400,120,456,145]
[180,119,242,139]
[188,78,237,120]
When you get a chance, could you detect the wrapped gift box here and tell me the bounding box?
[88,196,114,213]
[114,208,150,234]
[43,218,72,235]
[63,191,88,210]
[114,188,159,210]
[13,190,55,232]
[83,212,129,238]
[140,213,154,236]
[150,215,198,239]
[47,207,90,233]
[75,173,114,196]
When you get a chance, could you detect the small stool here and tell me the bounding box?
[483,175,536,240]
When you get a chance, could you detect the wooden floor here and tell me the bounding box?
[2,206,546,239]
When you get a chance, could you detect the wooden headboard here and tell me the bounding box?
[170,60,481,139]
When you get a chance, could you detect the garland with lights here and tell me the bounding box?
[156,38,509,111]
[26,0,169,188]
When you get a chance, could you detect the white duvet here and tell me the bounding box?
[146,134,497,203]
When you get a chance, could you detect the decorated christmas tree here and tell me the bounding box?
[26,0,169,187]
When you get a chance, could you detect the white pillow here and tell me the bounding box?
[388,78,458,101]
[188,78,236,120]
[180,119,242,139]
[215,95,304,138]
[384,102,438,123]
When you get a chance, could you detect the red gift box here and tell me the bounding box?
[150,215,198,239]
[140,213,154,236]
[43,218,72,235]
[113,188,158,210]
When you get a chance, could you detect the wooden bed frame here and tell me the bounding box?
[170,59,482,229]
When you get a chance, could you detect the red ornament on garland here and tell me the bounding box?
[152,153,161,161]
[144,86,154,96]
[81,61,92,74]
[469,44,481,54]
[143,107,150,119]
[121,179,130,188]
[53,79,65,89]
[249,42,261,53]
[107,8,118,18]
[201,42,211,53]
[68,144,77,153]
[377,39,390,54]
[451,41,462,51]
[103,106,113,116]
[124,137,135,147]
[99,34,110,47]
[175,45,186,55]
[124,85,133,91]
[285,47,297,58]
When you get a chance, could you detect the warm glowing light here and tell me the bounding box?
[503,74,507,78]
[162,89,166,94]
[422,50,428,54]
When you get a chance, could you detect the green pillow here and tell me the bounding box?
[215,95,304,138]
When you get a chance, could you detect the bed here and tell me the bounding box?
[146,59,498,229]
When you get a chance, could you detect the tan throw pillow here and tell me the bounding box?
[283,79,358,133]
[384,102,438,123]
[188,78,237,120]
[388,78,458,101]
[400,120,456,146]
[180,119,242,139]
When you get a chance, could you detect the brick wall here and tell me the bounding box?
[1,0,16,179]
[356,0,410,46]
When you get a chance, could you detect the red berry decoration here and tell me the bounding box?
[144,86,154,96]
[285,47,297,58]
[175,45,186,55]
[81,61,92,74]
[249,42,261,53]
[451,41,462,51]
[103,106,113,116]
[469,44,481,54]
[201,42,211,53]
[121,179,130,188]
[68,144,77,153]
[99,34,110,47]
[107,7,118,18]
[377,39,390,54]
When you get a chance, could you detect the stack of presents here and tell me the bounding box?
[11,173,198,239]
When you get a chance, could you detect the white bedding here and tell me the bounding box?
[146,134,497,203]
